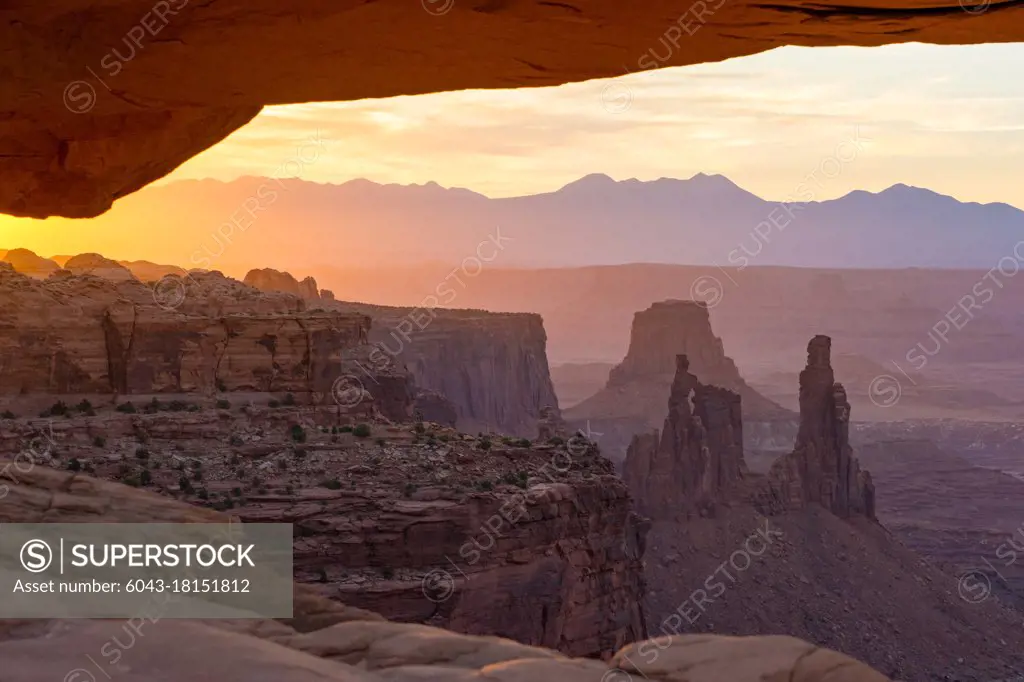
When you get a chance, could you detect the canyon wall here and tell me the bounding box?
[333,302,561,438]
[0,403,647,659]
[567,299,795,463]
[0,265,411,419]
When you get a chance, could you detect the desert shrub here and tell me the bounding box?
[216,399,231,409]
[476,479,494,492]
[116,402,136,414]
[67,458,82,472]
[320,479,342,490]
[290,424,307,443]
[139,469,152,486]
[229,434,243,447]
[92,436,106,448]
[0,410,14,419]
[283,393,296,406]
[353,423,371,438]
[477,437,492,451]
[268,399,280,408]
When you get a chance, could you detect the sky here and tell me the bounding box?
[3,41,1024,258]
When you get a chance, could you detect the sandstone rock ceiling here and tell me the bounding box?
[3,0,1023,219]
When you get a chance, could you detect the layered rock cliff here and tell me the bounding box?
[0,403,647,659]
[567,299,794,464]
[333,301,561,438]
[0,265,410,419]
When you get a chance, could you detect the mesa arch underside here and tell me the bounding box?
[4,0,1024,219]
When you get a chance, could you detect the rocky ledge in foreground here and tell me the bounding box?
[0,402,644,659]
[0,460,893,682]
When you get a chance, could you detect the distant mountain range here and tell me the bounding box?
[85,173,1024,271]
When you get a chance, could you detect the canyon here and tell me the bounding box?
[1,249,1023,680]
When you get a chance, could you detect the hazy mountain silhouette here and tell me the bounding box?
[105,173,1024,271]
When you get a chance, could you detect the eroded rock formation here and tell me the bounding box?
[567,300,793,463]
[64,253,135,281]
[0,248,59,279]
[625,336,1024,680]
[623,354,745,519]
[244,268,322,301]
[767,335,876,518]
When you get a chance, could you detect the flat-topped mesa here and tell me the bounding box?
[609,301,724,384]
[623,354,745,519]
[332,301,561,439]
[768,335,876,519]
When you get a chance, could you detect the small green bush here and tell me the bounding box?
[92,436,106,448]
[353,423,371,438]
[116,402,136,414]
[320,479,342,490]
[216,399,231,409]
